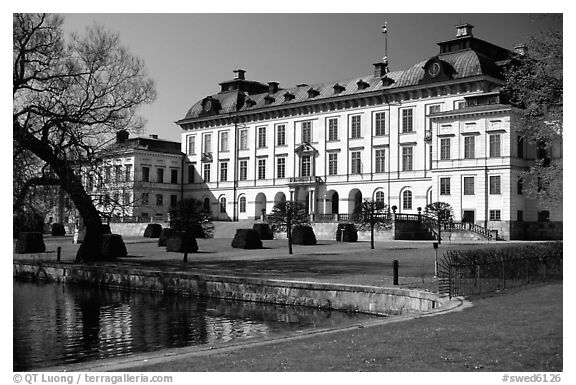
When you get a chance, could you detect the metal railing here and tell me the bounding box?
[288,176,324,184]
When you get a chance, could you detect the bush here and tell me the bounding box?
[231,229,263,249]
[158,228,175,246]
[143,223,162,238]
[336,223,358,242]
[15,232,46,254]
[253,223,274,240]
[166,231,199,253]
[101,234,127,259]
[51,223,66,236]
[13,211,44,238]
[292,225,317,245]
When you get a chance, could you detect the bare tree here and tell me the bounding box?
[13,13,156,262]
[268,201,310,255]
[356,200,392,250]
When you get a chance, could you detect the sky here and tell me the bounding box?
[59,13,562,143]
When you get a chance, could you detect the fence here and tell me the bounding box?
[437,243,562,298]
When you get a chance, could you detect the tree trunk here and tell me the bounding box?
[14,124,107,262]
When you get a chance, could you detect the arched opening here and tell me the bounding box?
[348,189,362,215]
[219,196,227,213]
[426,187,433,207]
[254,192,267,219]
[402,190,413,211]
[239,196,247,213]
[374,190,385,208]
[203,197,211,213]
[274,191,286,207]
[331,191,339,214]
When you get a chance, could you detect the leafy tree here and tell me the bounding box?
[502,24,562,206]
[267,201,310,254]
[424,202,454,222]
[356,200,392,249]
[169,198,214,238]
[13,14,156,262]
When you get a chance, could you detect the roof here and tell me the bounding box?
[180,48,509,122]
[103,137,183,156]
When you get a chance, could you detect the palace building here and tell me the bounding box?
[175,24,562,240]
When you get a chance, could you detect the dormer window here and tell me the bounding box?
[333,84,345,94]
[356,80,369,90]
[307,88,320,98]
[284,92,295,102]
[264,95,275,105]
[246,99,257,108]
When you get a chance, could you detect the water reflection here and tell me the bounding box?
[13,279,373,371]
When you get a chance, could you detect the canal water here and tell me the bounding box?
[14,279,376,371]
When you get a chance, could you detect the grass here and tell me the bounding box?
[123,282,562,372]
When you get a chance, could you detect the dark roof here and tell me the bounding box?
[180,47,510,122]
[103,137,182,156]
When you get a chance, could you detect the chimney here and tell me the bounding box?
[116,130,129,144]
[233,69,246,80]
[514,44,528,56]
[149,134,159,139]
[268,81,279,94]
[455,23,474,38]
[373,62,388,77]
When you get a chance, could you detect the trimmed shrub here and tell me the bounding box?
[253,223,274,240]
[166,231,199,253]
[51,223,66,236]
[231,229,263,249]
[292,225,317,245]
[15,232,46,254]
[158,228,176,247]
[101,234,127,260]
[143,223,162,238]
[336,223,358,242]
[101,224,112,234]
[13,211,44,238]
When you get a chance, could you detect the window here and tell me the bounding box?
[220,162,228,182]
[301,156,311,177]
[301,121,312,143]
[440,177,451,195]
[375,149,385,173]
[188,164,196,183]
[142,166,150,182]
[517,210,524,222]
[374,112,386,136]
[219,197,226,213]
[489,175,501,194]
[203,133,212,153]
[125,165,132,182]
[454,100,465,110]
[440,138,451,160]
[464,136,475,159]
[489,210,501,221]
[517,177,523,195]
[257,127,266,148]
[239,196,246,213]
[328,118,338,141]
[402,190,413,210]
[328,153,338,176]
[517,136,524,158]
[351,151,362,174]
[219,131,229,152]
[156,168,164,183]
[428,104,441,114]
[375,191,385,205]
[239,160,247,181]
[277,157,286,178]
[105,166,111,183]
[489,134,501,157]
[115,165,122,183]
[276,125,286,146]
[538,210,550,222]
[239,129,248,150]
[171,169,178,184]
[170,195,178,208]
[463,177,475,195]
[203,164,211,182]
[258,159,266,180]
[350,115,361,138]
[401,109,414,133]
[187,135,196,155]
[402,147,413,171]
[141,193,149,205]
[155,194,163,206]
